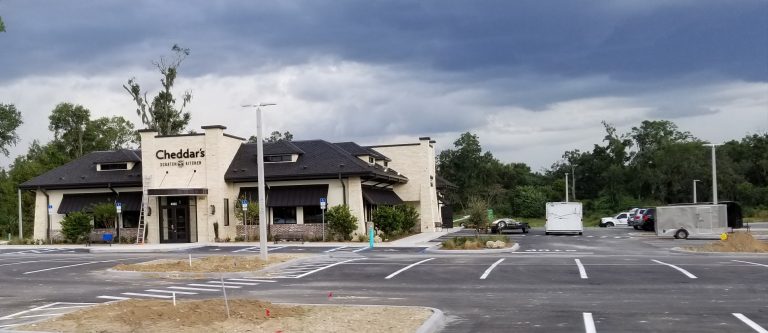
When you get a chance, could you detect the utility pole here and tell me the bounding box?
[565,173,569,203]
[242,103,276,261]
[693,180,700,203]
[704,144,719,204]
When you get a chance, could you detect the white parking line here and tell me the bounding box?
[146,289,197,295]
[651,260,697,279]
[575,259,588,279]
[583,312,597,333]
[294,258,363,278]
[229,278,276,283]
[352,247,369,253]
[23,261,112,275]
[97,296,130,300]
[206,280,258,286]
[734,313,768,333]
[121,292,172,299]
[480,259,504,280]
[732,260,768,268]
[187,283,241,288]
[385,258,435,280]
[167,286,219,292]
[324,246,348,253]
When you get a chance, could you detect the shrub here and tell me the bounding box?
[234,195,260,224]
[326,205,358,241]
[395,205,419,232]
[60,212,92,243]
[372,205,401,237]
[467,197,489,234]
[90,203,117,229]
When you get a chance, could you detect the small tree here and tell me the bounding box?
[372,206,401,238]
[61,212,92,243]
[326,205,358,241]
[90,203,117,229]
[467,196,489,235]
[234,195,259,223]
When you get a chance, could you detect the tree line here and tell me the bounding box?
[438,120,768,220]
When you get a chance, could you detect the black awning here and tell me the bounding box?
[147,188,208,196]
[362,188,404,205]
[267,185,328,207]
[58,192,142,214]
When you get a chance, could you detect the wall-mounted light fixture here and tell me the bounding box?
[210,205,216,215]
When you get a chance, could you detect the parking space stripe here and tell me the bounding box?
[732,260,768,268]
[206,281,258,286]
[575,259,588,279]
[229,278,276,283]
[733,313,768,333]
[651,260,697,279]
[97,296,130,300]
[121,292,172,299]
[385,258,435,279]
[167,286,219,292]
[324,246,348,253]
[583,312,597,333]
[352,247,369,253]
[23,261,109,275]
[146,289,197,295]
[480,259,504,280]
[294,258,363,278]
[187,283,241,288]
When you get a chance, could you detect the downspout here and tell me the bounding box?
[338,172,347,206]
[40,188,50,243]
[109,184,120,240]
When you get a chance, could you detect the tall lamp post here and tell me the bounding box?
[571,164,577,201]
[703,143,719,205]
[692,179,701,203]
[242,103,276,260]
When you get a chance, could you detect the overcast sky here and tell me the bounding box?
[1,0,766,170]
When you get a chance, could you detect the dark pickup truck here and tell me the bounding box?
[491,218,530,234]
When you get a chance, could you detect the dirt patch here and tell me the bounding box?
[687,232,768,253]
[17,299,433,333]
[113,254,309,273]
[440,235,514,250]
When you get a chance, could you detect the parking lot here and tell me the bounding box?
[1,226,768,332]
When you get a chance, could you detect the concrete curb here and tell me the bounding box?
[416,307,445,333]
[424,242,520,254]
[670,246,768,256]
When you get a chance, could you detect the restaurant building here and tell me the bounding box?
[20,125,444,243]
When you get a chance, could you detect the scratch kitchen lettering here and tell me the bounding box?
[156,148,205,167]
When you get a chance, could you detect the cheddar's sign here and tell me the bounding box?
[156,148,205,168]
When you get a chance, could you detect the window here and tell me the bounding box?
[223,198,230,226]
[368,157,375,164]
[303,206,324,223]
[122,211,140,228]
[617,213,627,219]
[273,207,297,224]
[383,161,388,168]
[99,163,129,171]
[264,155,292,162]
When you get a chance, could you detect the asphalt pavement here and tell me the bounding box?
[2,226,768,332]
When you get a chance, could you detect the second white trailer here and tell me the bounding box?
[656,204,727,239]
[545,202,583,235]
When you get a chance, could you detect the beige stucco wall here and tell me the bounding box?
[370,138,441,232]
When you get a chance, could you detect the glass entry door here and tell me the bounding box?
[160,196,193,243]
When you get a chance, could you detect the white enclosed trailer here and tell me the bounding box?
[545,202,583,235]
[656,204,727,239]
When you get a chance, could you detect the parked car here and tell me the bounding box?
[599,212,630,227]
[491,218,530,234]
[638,208,656,231]
[628,208,647,229]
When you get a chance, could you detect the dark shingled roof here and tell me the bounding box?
[334,142,391,161]
[20,150,143,190]
[225,140,407,183]
[20,141,408,189]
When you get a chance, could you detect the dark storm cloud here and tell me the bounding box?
[1,0,766,84]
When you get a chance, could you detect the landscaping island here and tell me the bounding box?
[113,254,308,273]
[685,232,768,253]
[16,299,434,333]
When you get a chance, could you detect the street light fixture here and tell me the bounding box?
[242,102,276,261]
[703,143,719,205]
[692,179,701,203]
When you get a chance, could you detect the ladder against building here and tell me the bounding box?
[136,196,147,245]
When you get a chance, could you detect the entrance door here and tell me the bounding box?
[160,197,192,243]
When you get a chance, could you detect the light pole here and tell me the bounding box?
[571,164,577,201]
[565,173,569,202]
[703,143,719,205]
[692,179,701,203]
[242,103,276,261]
